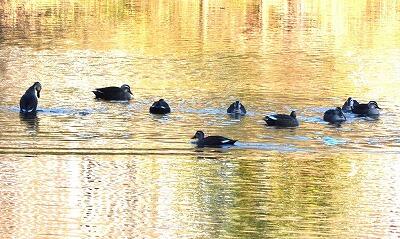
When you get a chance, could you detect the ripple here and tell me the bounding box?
[322,136,347,146]
[234,142,305,152]
[1,2,400,238]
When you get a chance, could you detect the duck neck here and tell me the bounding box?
[26,85,37,95]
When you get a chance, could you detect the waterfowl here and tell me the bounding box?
[191,131,237,147]
[323,107,346,124]
[149,99,171,114]
[20,82,41,113]
[352,101,381,116]
[92,84,132,101]
[227,101,246,115]
[342,97,359,113]
[264,111,299,127]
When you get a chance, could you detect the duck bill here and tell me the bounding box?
[36,89,41,98]
[128,89,133,95]
[191,136,197,139]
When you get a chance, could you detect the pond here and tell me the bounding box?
[0,1,400,238]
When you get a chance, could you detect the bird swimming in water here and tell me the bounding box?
[352,101,381,117]
[191,130,237,147]
[149,99,171,114]
[20,82,42,113]
[92,84,133,101]
[323,107,346,124]
[264,111,299,127]
[227,101,246,115]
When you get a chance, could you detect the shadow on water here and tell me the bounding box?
[228,113,245,120]
[150,113,170,121]
[192,141,303,152]
[325,122,345,128]
[5,106,92,116]
[235,142,303,152]
[19,112,39,132]
[38,108,92,116]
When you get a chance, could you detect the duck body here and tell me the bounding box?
[227,101,246,115]
[20,82,41,113]
[352,101,380,116]
[149,99,171,114]
[92,84,132,101]
[323,107,346,123]
[264,111,299,127]
[192,131,236,147]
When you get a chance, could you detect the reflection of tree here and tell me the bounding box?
[190,152,356,238]
[190,153,273,238]
[0,58,8,103]
[0,8,4,43]
[0,0,398,53]
[243,2,261,34]
[79,156,160,238]
[0,159,17,237]
[80,158,141,237]
[266,154,358,238]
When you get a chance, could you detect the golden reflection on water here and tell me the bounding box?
[1,0,400,238]
[2,153,399,238]
[1,0,400,102]
[2,0,399,52]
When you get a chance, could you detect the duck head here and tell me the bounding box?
[368,101,381,109]
[121,84,133,95]
[156,99,169,107]
[347,97,354,105]
[233,101,241,112]
[191,131,205,140]
[342,97,358,112]
[34,82,42,98]
[290,111,297,118]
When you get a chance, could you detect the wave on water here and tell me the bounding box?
[322,136,347,146]
[5,106,94,116]
[234,141,304,152]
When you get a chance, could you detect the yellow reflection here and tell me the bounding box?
[1,1,400,238]
[2,0,399,103]
[1,0,399,53]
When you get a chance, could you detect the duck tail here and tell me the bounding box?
[92,90,103,98]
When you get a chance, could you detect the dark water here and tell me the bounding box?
[0,1,400,238]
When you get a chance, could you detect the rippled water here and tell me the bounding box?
[1,1,400,238]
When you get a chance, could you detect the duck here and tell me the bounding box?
[92,84,132,101]
[149,99,171,114]
[20,82,42,113]
[352,101,381,116]
[342,97,359,113]
[323,107,346,124]
[191,131,237,147]
[264,111,299,127]
[227,101,246,115]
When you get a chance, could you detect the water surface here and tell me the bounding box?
[0,1,400,238]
